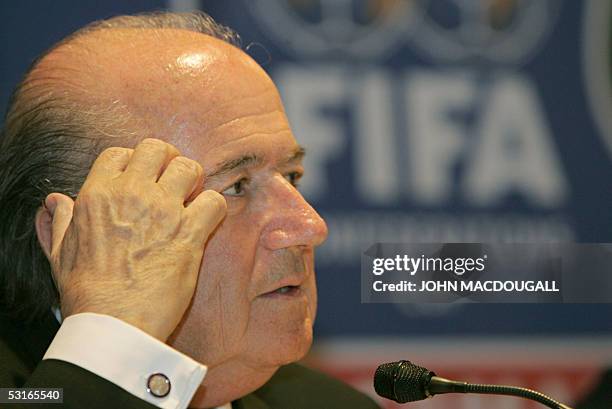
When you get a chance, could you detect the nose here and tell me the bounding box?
[261,176,328,250]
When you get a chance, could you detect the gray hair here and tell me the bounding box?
[0,11,240,322]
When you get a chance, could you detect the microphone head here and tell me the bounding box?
[374,360,436,403]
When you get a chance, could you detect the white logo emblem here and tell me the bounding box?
[248,0,422,60]
[410,0,561,64]
[248,0,560,64]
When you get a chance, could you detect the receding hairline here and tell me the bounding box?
[17,11,245,105]
[47,11,241,53]
[20,25,252,133]
[35,26,245,79]
[57,26,242,54]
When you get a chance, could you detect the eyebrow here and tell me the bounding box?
[207,145,306,178]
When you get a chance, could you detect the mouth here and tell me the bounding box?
[275,285,300,295]
[261,284,303,298]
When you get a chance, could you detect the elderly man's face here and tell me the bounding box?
[88,31,329,384]
[165,51,328,365]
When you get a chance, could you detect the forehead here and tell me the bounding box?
[155,42,298,168]
[53,28,296,164]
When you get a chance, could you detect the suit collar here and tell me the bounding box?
[0,310,60,369]
[232,393,271,409]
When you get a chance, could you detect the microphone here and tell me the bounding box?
[374,360,574,409]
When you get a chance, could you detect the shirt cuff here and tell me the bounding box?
[43,312,206,409]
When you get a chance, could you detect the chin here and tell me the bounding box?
[247,313,315,370]
[277,322,313,365]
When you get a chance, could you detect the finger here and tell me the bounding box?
[123,138,180,181]
[82,147,133,192]
[157,156,204,201]
[182,190,227,244]
[44,193,75,258]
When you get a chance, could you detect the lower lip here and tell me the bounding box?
[261,286,303,299]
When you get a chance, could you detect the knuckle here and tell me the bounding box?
[76,185,108,208]
[172,156,202,176]
[202,190,227,214]
[139,137,165,147]
[193,161,203,176]
[99,146,131,161]
[139,138,180,156]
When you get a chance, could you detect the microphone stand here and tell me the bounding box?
[428,376,574,409]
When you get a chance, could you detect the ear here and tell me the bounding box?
[35,193,75,261]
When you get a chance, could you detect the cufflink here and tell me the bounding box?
[147,373,171,398]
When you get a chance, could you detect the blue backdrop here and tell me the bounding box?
[1,0,611,341]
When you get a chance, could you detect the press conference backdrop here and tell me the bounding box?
[1,1,611,407]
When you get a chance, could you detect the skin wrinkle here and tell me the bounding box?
[202,101,287,130]
[207,109,284,135]
[206,128,294,151]
[217,279,228,362]
[164,101,289,150]
[194,87,280,117]
[195,130,296,176]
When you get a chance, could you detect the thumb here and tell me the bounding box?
[44,193,75,259]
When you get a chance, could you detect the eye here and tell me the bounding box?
[222,178,248,197]
[285,171,302,188]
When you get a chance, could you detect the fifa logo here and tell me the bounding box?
[249,0,560,64]
[249,0,419,59]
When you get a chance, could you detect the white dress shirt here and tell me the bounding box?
[44,312,232,409]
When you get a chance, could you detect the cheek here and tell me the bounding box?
[197,215,260,316]
[169,216,261,363]
[199,215,260,294]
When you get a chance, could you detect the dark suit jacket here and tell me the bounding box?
[0,311,380,409]
[574,369,612,409]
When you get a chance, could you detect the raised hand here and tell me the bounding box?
[41,138,226,341]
